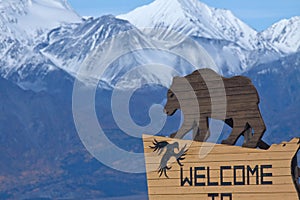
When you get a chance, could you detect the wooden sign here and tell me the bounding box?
[143,69,299,199]
[143,135,300,200]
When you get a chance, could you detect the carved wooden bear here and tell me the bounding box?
[164,68,267,149]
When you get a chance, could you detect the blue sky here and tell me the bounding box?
[68,0,300,31]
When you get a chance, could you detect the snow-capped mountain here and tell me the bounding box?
[1,0,297,90]
[0,0,81,91]
[0,12,218,90]
[262,16,300,54]
[118,0,270,51]
[118,0,281,74]
[41,15,136,76]
[0,0,80,38]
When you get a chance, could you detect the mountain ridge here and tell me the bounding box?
[261,16,300,54]
[117,0,263,50]
[118,0,300,55]
[0,0,299,91]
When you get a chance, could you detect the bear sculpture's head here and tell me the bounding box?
[164,77,183,116]
[164,89,179,116]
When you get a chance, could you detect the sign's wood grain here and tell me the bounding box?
[143,135,300,200]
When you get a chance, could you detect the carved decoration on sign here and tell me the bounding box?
[150,139,188,178]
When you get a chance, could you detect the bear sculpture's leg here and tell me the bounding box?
[192,120,199,140]
[242,123,252,145]
[221,119,245,145]
[193,117,210,142]
[242,115,266,148]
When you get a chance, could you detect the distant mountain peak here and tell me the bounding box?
[262,16,300,53]
[0,0,81,37]
[118,0,264,50]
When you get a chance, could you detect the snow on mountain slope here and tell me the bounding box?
[262,16,300,54]
[40,15,219,89]
[194,37,281,75]
[41,15,135,75]
[117,0,283,75]
[0,0,82,91]
[0,0,80,38]
[118,0,271,51]
[0,0,295,91]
